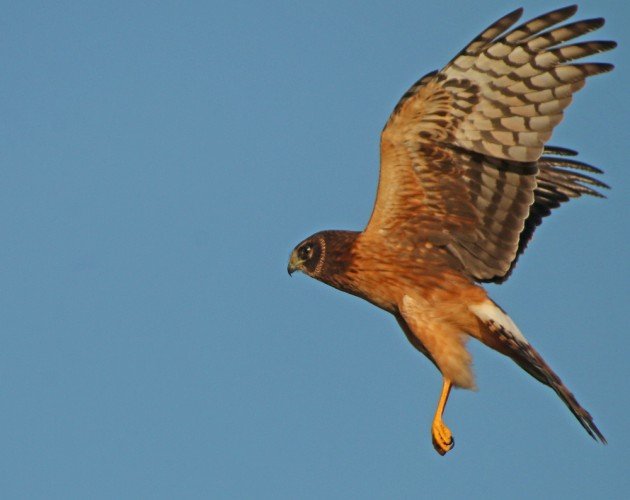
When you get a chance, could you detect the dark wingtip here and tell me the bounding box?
[543,145,578,156]
[555,4,578,17]
[598,62,615,73]
[606,40,618,50]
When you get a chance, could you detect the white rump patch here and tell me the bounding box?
[469,299,527,344]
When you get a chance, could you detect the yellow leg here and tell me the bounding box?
[431,378,454,456]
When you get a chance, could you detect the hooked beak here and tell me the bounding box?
[287,251,302,276]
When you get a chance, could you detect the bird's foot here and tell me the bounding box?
[431,419,454,456]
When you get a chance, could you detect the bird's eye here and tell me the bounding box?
[298,244,313,260]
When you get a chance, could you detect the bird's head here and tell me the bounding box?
[288,230,360,288]
[287,233,326,278]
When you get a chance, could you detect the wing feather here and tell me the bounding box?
[367,6,614,281]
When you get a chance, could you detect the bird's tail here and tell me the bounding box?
[469,299,606,443]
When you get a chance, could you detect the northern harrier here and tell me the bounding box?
[288,5,614,455]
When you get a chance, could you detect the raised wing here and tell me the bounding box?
[366,6,614,282]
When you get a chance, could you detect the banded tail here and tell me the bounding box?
[470,299,606,443]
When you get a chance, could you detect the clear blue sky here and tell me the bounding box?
[1,1,628,498]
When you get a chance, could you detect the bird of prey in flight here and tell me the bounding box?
[288,5,614,455]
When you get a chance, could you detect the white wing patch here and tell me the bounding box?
[469,299,527,344]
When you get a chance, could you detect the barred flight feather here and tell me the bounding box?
[490,147,609,283]
[369,5,614,283]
